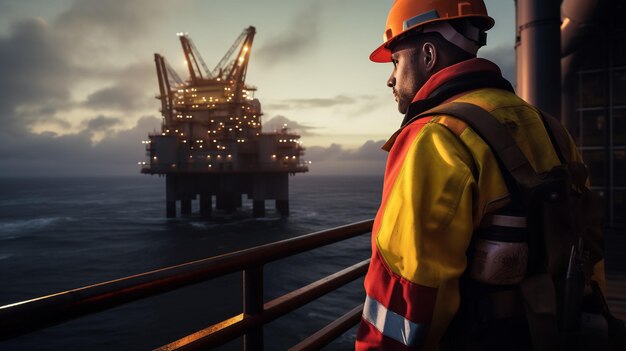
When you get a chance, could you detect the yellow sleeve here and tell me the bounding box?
[375,121,478,349]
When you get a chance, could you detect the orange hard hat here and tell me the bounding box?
[370,0,495,63]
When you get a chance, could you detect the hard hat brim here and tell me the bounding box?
[370,43,392,63]
[369,15,495,63]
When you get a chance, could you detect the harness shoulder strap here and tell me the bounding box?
[417,101,542,194]
[416,101,560,351]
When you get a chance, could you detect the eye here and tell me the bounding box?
[392,59,398,68]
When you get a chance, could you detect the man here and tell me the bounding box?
[355,1,605,350]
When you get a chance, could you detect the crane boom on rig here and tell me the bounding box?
[211,29,247,78]
[178,33,212,83]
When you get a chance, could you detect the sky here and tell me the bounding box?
[0,0,516,176]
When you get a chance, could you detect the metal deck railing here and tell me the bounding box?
[0,219,374,350]
[2,220,623,350]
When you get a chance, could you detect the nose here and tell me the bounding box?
[387,74,395,88]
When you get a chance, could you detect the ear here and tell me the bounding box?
[421,42,437,72]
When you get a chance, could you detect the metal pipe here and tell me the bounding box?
[515,0,562,118]
[0,219,374,341]
[560,0,602,131]
[561,0,600,57]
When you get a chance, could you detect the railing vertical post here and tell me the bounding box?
[243,265,264,351]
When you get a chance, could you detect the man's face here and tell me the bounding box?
[387,41,424,114]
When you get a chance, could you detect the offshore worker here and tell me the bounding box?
[355,0,608,350]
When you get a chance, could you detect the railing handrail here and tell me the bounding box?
[156,259,370,351]
[0,219,374,343]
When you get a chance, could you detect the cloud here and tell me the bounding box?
[479,44,516,86]
[0,116,161,177]
[82,115,122,131]
[304,140,388,175]
[53,0,173,54]
[84,84,149,111]
[262,115,317,136]
[0,0,173,176]
[0,18,75,133]
[306,140,387,162]
[255,3,324,68]
[265,94,381,111]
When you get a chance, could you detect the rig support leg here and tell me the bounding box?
[166,201,176,218]
[181,199,192,216]
[276,200,289,217]
[200,194,212,218]
[253,200,265,218]
[217,194,239,213]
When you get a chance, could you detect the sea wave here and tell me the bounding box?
[0,217,73,236]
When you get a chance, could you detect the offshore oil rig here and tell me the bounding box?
[141,26,308,218]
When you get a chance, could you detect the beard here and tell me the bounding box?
[394,89,412,114]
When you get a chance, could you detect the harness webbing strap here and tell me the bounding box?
[415,101,560,351]
[416,102,543,196]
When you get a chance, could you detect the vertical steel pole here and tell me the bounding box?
[243,266,264,351]
[515,0,562,118]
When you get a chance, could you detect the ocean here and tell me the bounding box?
[0,175,383,351]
